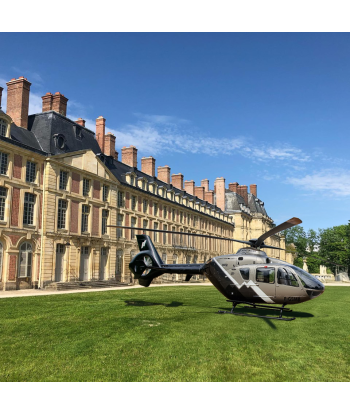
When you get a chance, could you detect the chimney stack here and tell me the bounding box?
[195,186,205,200]
[171,173,184,190]
[157,166,171,184]
[241,185,248,206]
[104,132,116,158]
[184,180,195,195]
[0,86,3,109]
[75,118,86,127]
[96,116,106,152]
[52,92,68,116]
[250,184,257,197]
[205,191,214,204]
[141,157,156,177]
[229,182,239,193]
[201,179,209,192]
[42,92,53,112]
[121,146,138,168]
[214,177,226,211]
[6,76,31,128]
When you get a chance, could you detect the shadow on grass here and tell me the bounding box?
[125,300,183,308]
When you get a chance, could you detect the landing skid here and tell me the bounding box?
[217,300,295,321]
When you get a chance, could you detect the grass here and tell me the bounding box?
[0,285,349,381]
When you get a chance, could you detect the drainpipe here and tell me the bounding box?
[38,159,47,289]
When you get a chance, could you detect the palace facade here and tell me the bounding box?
[0,76,292,290]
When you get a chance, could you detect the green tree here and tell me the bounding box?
[282,225,308,265]
[318,225,349,274]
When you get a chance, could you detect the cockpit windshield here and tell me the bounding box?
[290,266,324,290]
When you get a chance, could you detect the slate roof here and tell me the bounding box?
[3,109,230,223]
[222,190,269,217]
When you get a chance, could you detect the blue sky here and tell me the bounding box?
[1,32,350,231]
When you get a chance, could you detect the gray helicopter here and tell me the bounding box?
[114,218,325,321]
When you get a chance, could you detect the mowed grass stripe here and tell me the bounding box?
[0,286,349,382]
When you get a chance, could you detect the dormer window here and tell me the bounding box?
[54,134,66,150]
[130,176,135,186]
[0,119,7,137]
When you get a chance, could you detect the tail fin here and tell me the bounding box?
[129,235,165,287]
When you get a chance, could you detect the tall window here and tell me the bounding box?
[143,199,148,213]
[23,193,35,225]
[131,217,137,239]
[102,209,109,235]
[0,152,8,175]
[117,214,123,238]
[154,203,158,216]
[117,191,124,208]
[116,250,123,276]
[194,216,197,227]
[81,205,90,232]
[0,242,3,281]
[83,178,90,196]
[172,209,176,221]
[154,222,158,242]
[143,219,148,233]
[102,185,109,202]
[172,226,176,245]
[180,211,183,223]
[0,119,7,137]
[163,206,167,219]
[57,199,67,229]
[26,161,36,183]
[0,187,7,221]
[163,225,167,244]
[162,253,167,264]
[59,171,68,190]
[18,242,32,278]
[131,195,137,210]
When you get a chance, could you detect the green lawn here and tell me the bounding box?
[0,285,349,381]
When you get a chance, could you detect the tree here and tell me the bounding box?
[318,225,349,274]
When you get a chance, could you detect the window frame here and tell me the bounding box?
[26,161,37,183]
[0,186,7,221]
[23,193,36,225]
[0,152,8,176]
[81,204,90,233]
[83,178,90,197]
[57,199,67,229]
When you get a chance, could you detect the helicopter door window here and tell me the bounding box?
[240,268,250,281]
[256,268,275,284]
[278,268,299,287]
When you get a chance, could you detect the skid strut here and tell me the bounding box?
[217,301,295,321]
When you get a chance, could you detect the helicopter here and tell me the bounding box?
[111,218,325,321]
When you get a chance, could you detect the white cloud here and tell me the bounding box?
[286,169,350,197]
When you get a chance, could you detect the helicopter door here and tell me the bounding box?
[254,266,276,302]
[275,267,304,303]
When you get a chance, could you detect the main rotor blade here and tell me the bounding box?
[108,225,252,244]
[253,217,302,248]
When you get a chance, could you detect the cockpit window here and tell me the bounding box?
[290,265,324,290]
[256,267,275,284]
[240,268,250,280]
[278,268,299,287]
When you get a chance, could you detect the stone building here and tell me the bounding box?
[0,76,291,290]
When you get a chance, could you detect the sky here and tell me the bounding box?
[1,32,350,232]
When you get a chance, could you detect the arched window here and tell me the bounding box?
[18,242,33,278]
[0,242,3,281]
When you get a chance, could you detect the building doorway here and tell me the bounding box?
[18,242,32,279]
[99,247,108,280]
[79,246,90,281]
[55,244,66,282]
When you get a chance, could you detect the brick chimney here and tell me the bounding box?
[52,92,68,116]
[184,180,195,195]
[201,179,209,192]
[237,185,243,197]
[96,116,105,152]
[214,177,226,211]
[75,118,86,127]
[121,146,138,168]
[141,157,156,177]
[250,184,257,197]
[0,86,3,109]
[241,185,248,205]
[104,132,116,157]
[229,182,239,193]
[6,77,31,128]
[171,173,184,190]
[205,190,214,204]
[157,166,171,184]
[42,92,53,112]
[195,186,205,200]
